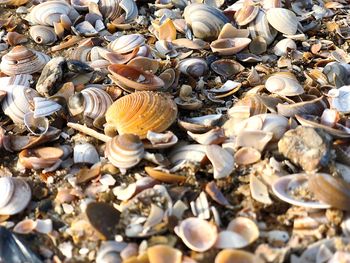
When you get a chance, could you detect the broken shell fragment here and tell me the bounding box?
[206,145,235,179]
[273,38,297,57]
[210,38,252,56]
[234,147,261,165]
[145,167,186,183]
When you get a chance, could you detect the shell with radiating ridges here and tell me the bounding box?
[105,91,178,139]
[81,87,113,120]
[0,45,50,75]
[0,177,31,216]
[29,25,57,45]
[184,3,229,40]
[109,34,145,54]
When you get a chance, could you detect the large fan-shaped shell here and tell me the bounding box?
[109,34,145,54]
[81,87,113,120]
[0,45,50,75]
[105,91,178,139]
[29,25,57,46]
[184,3,229,40]
[266,8,298,35]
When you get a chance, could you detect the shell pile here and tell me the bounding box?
[1,0,350,262]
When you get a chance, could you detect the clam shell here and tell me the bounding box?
[273,38,297,56]
[226,217,259,246]
[210,59,244,78]
[218,23,250,39]
[33,97,62,118]
[277,96,329,117]
[108,64,164,91]
[69,46,92,62]
[248,10,277,45]
[0,85,40,124]
[109,34,145,54]
[29,25,57,46]
[309,173,350,211]
[178,58,208,78]
[127,57,160,73]
[234,147,261,165]
[96,241,126,263]
[210,38,251,56]
[184,3,229,40]
[206,145,235,179]
[175,217,218,252]
[147,245,182,263]
[105,91,178,139]
[215,249,260,263]
[234,0,259,26]
[105,134,145,170]
[169,144,207,164]
[19,147,63,169]
[0,74,32,87]
[81,87,113,120]
[265,72,304,96]
[0,45,50,75]
[0,177,31,216]
[6,32,27,46]
[99,0,138,22]
[266,8,299,35]
[187,127,226,145]
[73,143,100,164]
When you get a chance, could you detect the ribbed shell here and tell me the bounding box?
[0,45,50,75]
[69,46,92,62]
[105,134,145,169]
[29,25,57,45]
[109,34,145,54]
[81,87,113,119]
[105,91,178,139]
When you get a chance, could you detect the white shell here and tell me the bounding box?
[328,86,350,113]
[33,97,62,118]
[178,58,208,78]
[266,8,299,35]
[29,25,57,45]
[81,87,113,119]
[169,144,207,164]
[96,241,127,263]
[23,112,49,136]
[109,34,145,54]
[273,38,297,56]
[206,144,235,179]
[73,143,100,164]
[0,74,32,87]
[265,73,304,96]
[248,11,277,45]
[0,177,31,216]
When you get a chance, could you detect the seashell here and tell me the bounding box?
[191,191,210,220]
[96,241,127,263]
[211,59,244,78]
[249,36,267,55]
[147,245,182,263]
[108,64,164,91]
[0,177,31,216]
[6,32,27,46]
[0,45,50,75]
[157,18,177,41]
[109,34,145,54]
[144,130,178,149]
[206,145,235,179]
[99,0,138,22]
[234,0,259,26]
[248,10,277,45]
[69,46,92,62]
[235,130,273,151]
[272,174,331,209]
[178,58,208,78]
[18,147,63,169]
[105,91,177,139]
[262,0,282,9]
[172,38,210,50]
[27,0,78,26]
[0,85,40,124]
[273,38,297,56]
[169,144,207,164]
[29,25,57,46]
[145,166,186,183]
[210,38,251,56]
[250,174,272,204]
[184,3,229,40]
[80,87,113,120]
[159,68,176,91]
[308,173,350,211]
[187,127,226,145]
[205,181,230,206]
[105,134,145,170]
[127,57,160,73]
[323,62,350,88]
[0,74,32,87]
[265,72,304,96]
[23,112,49,136]
[13,219,37,234]
[232,95,268,117]
[178,114,222,133]
[277,96,329,117]
[215,249,260,263]
[175,217,218,252]
[328,86,350,113]
[73,143,100,164]
[33,97,62,118]
[266,8,299,35]
[234,147,261,165]
[154,40,177,59]
[73,21,98,37]
[218,23,250,39]
[0,0,28,5]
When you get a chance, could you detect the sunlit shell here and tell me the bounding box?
[109,34,145,54]
[145,166,186,183]
[178,58,208,78]
[144,130,178,149]
[232,95,268,116]
[105,91,178,139]
[210,38,251,56]
[218,23,250,39]
[234,147,261,165]
[0,45,50,75]
[178,114,222,133]
[265,72,304,96]
[73,143,100,164]
[184,3,229,40]
[33,97,62,118]
[147,245,182,263]
[105,134,145,170]
[215,249,260,263]
[266,8,299,35]
[0,85,40,124]
[226,217,259,245]
[248,10,277,45]
[157,18,177,41]
[19,147,63,169]
[127,57,160,73]
[99,0,138,22]
[6,32,27,46]
[273,38,297,56]
[328,86,350,113]
[108,64,164,91]
[0,177,31,216]
[277,96,329,117]
[235,130,273,151]
[234,0,259,26]
[29,25,57,45]
[175,217,218,252]
[81,87,113,120]
[206,145,235,179]
[169,144,207,164]
[188,127,226,145]
[309,173,350,211]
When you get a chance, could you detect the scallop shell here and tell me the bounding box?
[266,8,299,35]
[105,134,145,170]
[19,147,63,169]
[248,10,277,45]
[147,245,182,263]
[105,91,178,139]
[265,72,304,96]
[175,217,218,252]
[81,87,113,120]
[215,249,261,263]
[0,177,31,216]
[29,26,57,46]
[0,45,50,75]
[0,85,40,124]
[108,64,164,91]
[99,0,138,22]
[184,3,229,40]
[273,38,297,56]
[109,34,145,54]
[73,143,100,164]
[210,38,251,56]
[178,58,208,78]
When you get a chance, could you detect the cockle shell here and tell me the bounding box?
[215,249,261,263]
[19,147,63,169]
[105,134,145,170]
[265,72,304,96]
[0,85,40,124]
[0,45,50,75]
[175,217,218,252]
[99,0,138,22]
[178,58,208,78]
[248,11,277,45]
[109,34,145,54]
[108,64,164,91]
[0,177,31,215]
[29,26,57,45]
[210,38,251,56]
[73,143,100,164]
[105,91,178,139]
[266,8,299,35]
[184,3,229,40]
[148,245,182,263]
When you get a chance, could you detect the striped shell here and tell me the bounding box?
[0,85,40,124]
[29,25,57,45]
[0,45,50,75]
[105,134,145,170]
[80,87,113,120]
[99,0,138,22]
[33,97,62,118]
[105,91,178,139]
[109,34,145,54]
[248,10,277,45]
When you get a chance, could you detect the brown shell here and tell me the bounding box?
[19,147,64,169]
[105,91,178,139]
[145,166,186,183]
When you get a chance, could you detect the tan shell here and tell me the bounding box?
[29,25,57,45]
[0,45,50,75]
[215,249,260,263]
[6,32,27,46]
[105,91,178,139]
[266,8,299,35]
[147,245,182,263]
[105,134,145,170]
[108,64,164,91]
[0,0,29,6]
[265,72,304,96]
[210,38,251,56]
[19,147,63,169]
[175,217,218,252]
[109,34,145,54]
[145,166,186,183]
[248,10,277,45]
[234,147,261,165]
[234,0,259,26]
